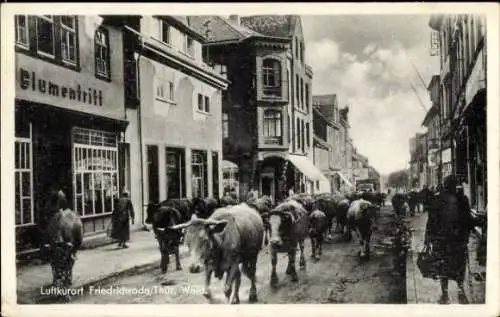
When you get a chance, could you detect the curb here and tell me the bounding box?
[17,247,190,304]
[405,249,417,304]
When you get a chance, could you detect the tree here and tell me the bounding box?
[387,169,410,189]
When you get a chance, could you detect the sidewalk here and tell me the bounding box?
[16,230,189,304]
[405,212,486,304]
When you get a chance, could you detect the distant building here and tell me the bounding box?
[190,15,327,203]
[422,75,441,189]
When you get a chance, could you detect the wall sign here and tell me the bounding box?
[19,68,103,107]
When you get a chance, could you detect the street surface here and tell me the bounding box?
[73,205,406,304]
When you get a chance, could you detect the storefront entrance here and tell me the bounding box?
[260,172,275,203]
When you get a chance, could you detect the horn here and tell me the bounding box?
[283,211,296,223]
[156,227,166,232]
[169,220,193,230]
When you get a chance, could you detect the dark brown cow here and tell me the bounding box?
[345,199,378,259]
[308,209,328,260]
[219,195,238,207]
[145,199,193,273]
[44,197,83,301]
[191,197,219,219]
[170,204,264,304]
[264,200,309,287]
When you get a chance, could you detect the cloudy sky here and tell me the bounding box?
[302,15,440,175]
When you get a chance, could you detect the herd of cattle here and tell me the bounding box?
[145,190,387,304]
[41,189,391,304]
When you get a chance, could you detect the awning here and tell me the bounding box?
[287,154,329,182]
[335,171,353,187]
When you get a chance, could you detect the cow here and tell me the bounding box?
[170,204,264,304]
[308,209,328,261]
[289,193,315,213]
[145,199,193,273]
[191,197,219,219]
[335,198,351,240]
[264,199,309,288]
[43,192,83,301]
[246,195,273,246]
[391,193,408,218]
[219,195,238,207]
[345,199,378,260]
[408,190,420,216]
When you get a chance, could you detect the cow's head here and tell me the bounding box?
[170,217,228,274]
[145,202,161,224]
[264,204,298,250]
[308,210,325,236]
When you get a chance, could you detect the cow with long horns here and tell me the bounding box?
[170,204,264,304]
[264,199,309,287]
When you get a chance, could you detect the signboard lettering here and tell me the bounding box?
[19,68,103,106]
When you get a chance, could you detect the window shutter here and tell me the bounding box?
[256,56,263,100]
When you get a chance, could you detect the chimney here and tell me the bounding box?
[229,15,240,25]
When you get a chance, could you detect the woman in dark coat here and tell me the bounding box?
[424,175,477,304]
[111,191,135,248]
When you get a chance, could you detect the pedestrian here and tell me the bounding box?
[110,190,135,249]
[424,175,477,304]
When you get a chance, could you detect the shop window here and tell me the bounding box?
[95,27,110,79]
[263,109,282,145]
[166,147,186,199]
[72,127,119,217]
[212,152,219,198]
[192,150,208,198]
[222,161,239,199]
[15,122,34,226]
[36,15,55,56]
[61,16,77,64]
[15,15,29,48]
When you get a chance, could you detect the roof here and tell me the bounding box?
[188,16,289,44]
[427,75,440,90]
[313,94,337,106]
[421,104,439,126]
[240,15,299,38]
[155,16,208,42]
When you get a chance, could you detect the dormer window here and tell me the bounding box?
[262,58,282,97]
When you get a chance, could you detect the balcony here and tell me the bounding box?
[263,136,283,145]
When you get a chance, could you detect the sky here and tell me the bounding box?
[302,15,440,176]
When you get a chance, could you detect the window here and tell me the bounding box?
[306,122,310,147]
[300,42,305,64]
[184,35,194,57]
[295,37,299,59]
[156,80,175,102]
[288,114,291,143]
[197,93,210,113]
[212,152,219,198]
[192,150,208,198]
[36,15,55,56]
[160,20,171,45]
[61,16,77,64]
[262,58,282,97]
[15,15,29,48]
[295,118,300,150]
[222,161,239,199]
[72,127,119,217]
[300,78,304,109]
[305,84,310,111]
[295,75,300,106]
[15,122,33,226]
[166,147,186,199]
[301,120,305,152]
[95,28,110,78]
[222,113,229,139]
[263,110,282,145]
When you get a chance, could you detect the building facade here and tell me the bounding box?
[429,14,487,212]
[422,75,441,189]
[120,15,229,226]
[14,15,128,255]
[191,15,326,203]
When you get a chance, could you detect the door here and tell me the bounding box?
[260,172,275,204]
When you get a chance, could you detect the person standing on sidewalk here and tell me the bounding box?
[424,175,477,304]
[110,190,135,249]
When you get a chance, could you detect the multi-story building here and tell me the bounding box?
[422,75,441,189]
[409,132,427,189]
[429,14,486,212]
[312,94,352,193]
[312,106,333,194]
[337,106,354,193]
[191,15,327,203]
[14,15,128,256]
[118,15,229,222]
